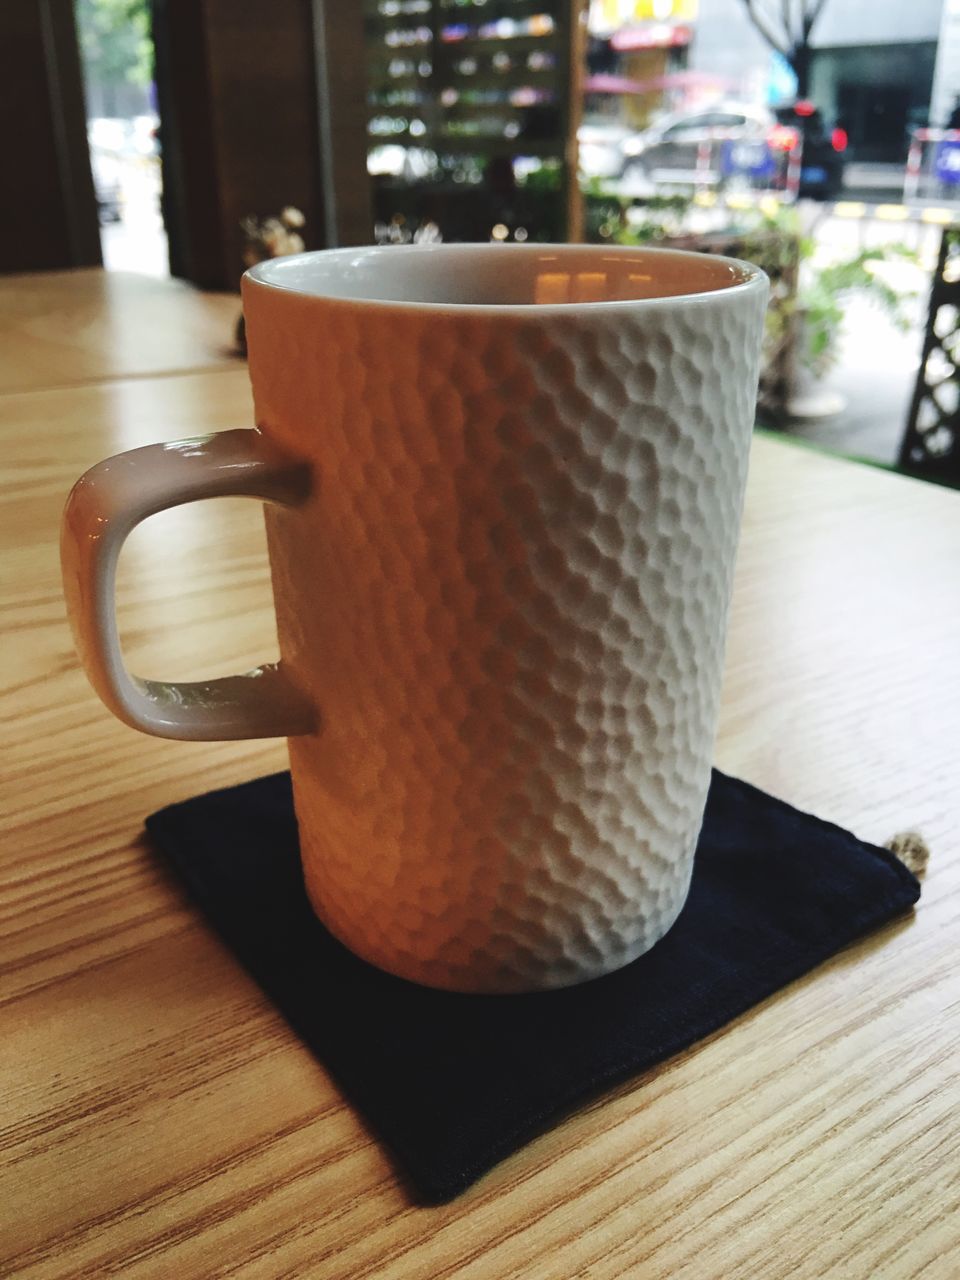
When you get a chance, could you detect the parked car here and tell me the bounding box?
[620,104,774,188]
[87,118,127,224]
[772,100,846,200]
[613,100,846,200]
[89,148,122,224]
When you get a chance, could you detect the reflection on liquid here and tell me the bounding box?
[535,271,635,304]
[531,260,737,305]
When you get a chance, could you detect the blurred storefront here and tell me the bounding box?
[688,0,946,164]
[931,0,960,128]
[810,0,944,162]
[585,0,699,128]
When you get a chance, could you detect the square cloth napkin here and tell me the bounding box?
[146,770,919,1202]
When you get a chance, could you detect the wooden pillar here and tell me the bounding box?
[0,0,101,274]
[154,0,370,290]
[312,0,373,247]
[561,0,587,244]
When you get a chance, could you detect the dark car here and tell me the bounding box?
[772,100,847,200]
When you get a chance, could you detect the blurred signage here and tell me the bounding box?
[589,0,698,36]
[935,139,960,183]
[721,139,776,180]
[611,23,692,49]
[634,0,697,15]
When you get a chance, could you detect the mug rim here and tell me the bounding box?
[244,243,768,315]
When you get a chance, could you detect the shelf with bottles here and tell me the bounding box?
[368,135,563,161]
[369,115,562,147]
[364,0,578,239]
[366,33,561,78]
[372,168,566,243]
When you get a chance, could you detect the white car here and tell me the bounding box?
[620,104,777,187]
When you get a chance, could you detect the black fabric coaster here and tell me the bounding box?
[146,771,919,1203]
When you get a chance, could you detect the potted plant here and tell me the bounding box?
[593,194,920,423]
[235,207,306,355]
[786,241,919,417]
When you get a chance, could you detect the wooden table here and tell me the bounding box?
[2,270,959,1279]
[0,270,241,393]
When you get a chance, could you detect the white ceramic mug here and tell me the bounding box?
[62,244,768,993]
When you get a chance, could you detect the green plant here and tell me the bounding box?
[740,202,919,373]
[797,244,919,372]
[583,191,919,407]
[76,0,153,89]
[516,160,563,192]
[610,194,693,245]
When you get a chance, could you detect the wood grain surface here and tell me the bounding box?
[0,270,240,393]
[1,274,959,1279]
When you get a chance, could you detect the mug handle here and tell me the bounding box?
[61,428,316,741]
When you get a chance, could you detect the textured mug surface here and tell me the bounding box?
[241,245,769,992]
[60,244,767,994]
